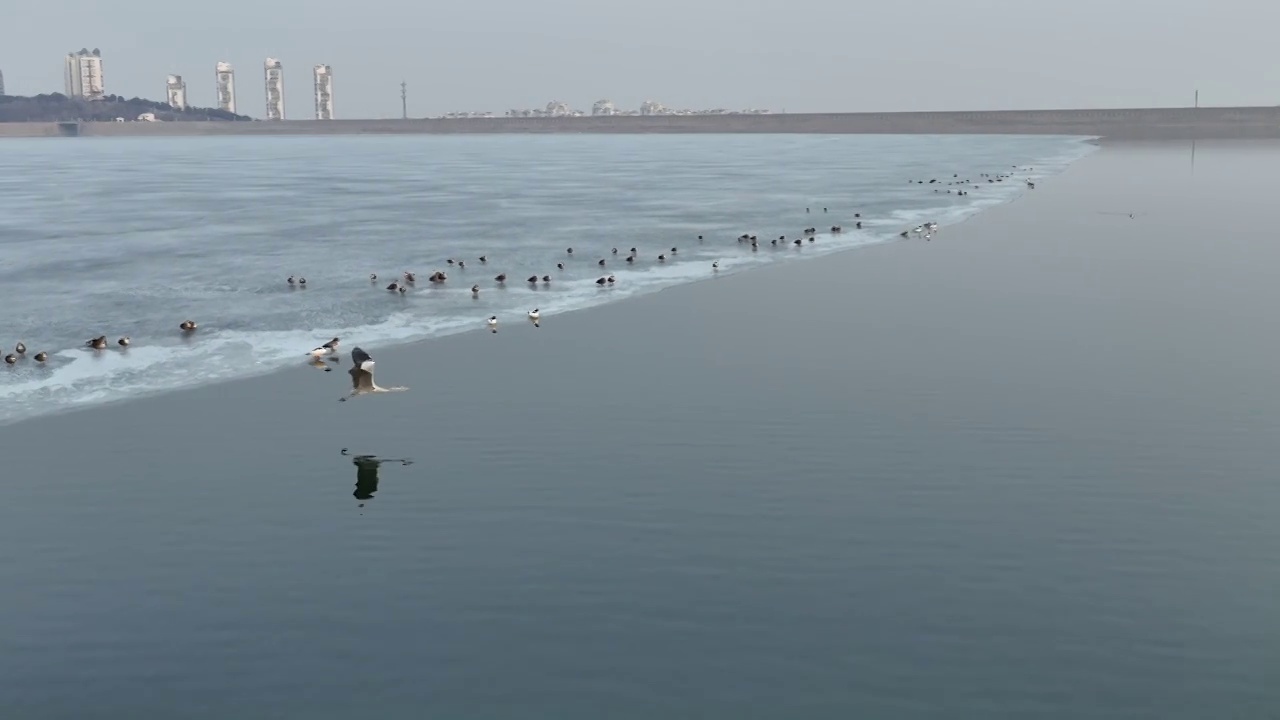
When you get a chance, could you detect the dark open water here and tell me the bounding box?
[1,139,1277,719]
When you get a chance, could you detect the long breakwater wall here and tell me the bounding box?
[0,106,1277,140]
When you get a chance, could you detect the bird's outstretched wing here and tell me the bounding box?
[349,364,374,391]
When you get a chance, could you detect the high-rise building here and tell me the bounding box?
[215,62,236,114]
[64,48,105,100]
[264,57,285,120]
[166,74,187,110]
[313,64,333,120]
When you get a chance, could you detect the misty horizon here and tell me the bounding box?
[5,0,1280,119]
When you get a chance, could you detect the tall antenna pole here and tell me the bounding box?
[1194,89,1199,108]
[401,81,408,119]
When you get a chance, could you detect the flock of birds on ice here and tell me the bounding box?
[3,166,1037,400]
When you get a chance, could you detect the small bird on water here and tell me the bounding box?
[528,309,540,327]
[487,316,498,333]
[307,337,340,358]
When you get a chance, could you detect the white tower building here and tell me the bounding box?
[313,64,333,120]
[64,49,105,100]
[166,74,187,110]
[264,57,285,120]
[215,62,237,113]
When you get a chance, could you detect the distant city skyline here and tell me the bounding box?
[5,0,1280,118]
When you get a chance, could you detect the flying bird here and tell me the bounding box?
[340,347,407,401]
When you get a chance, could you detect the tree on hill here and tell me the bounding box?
[0,93,252,122]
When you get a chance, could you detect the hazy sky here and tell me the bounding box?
[5,0,1279,118]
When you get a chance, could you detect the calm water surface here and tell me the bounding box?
[3,137,1273,720]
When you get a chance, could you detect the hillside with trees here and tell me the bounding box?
[0,94,251,122]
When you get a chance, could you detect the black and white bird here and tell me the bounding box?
[307,337,340,358]
[487,315,498,333]
[340,347,407,401]
[528,308,540,327]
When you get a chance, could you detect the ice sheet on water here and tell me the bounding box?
[0,134,1096,425]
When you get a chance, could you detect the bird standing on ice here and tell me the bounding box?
[528,309,540,327]
[340,347,407,401]
[487,315,498,333]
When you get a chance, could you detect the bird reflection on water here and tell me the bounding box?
[341,448,413,507]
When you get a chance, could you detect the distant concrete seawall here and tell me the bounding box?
[1,107,1277,140]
